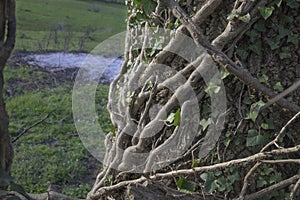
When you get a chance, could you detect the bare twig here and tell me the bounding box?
[239,162,261,199]
[262,80,300,111]
[290,177,300,200]
[261,159,300,164]
[241,175,300,200]
[261,111,300,152]
[12,112,52,143]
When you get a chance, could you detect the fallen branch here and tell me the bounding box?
[89,145,300,199]
[12,112,52,143]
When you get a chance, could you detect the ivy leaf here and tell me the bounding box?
[261,119,275,130]
[275,0,283,7]
[228,172,241,184]
[265,37,280,50]
[205,82,221,94]
[141,0,157,16]
[176,177,197,192]
[227,10,239,21]
[200,172,216,193]
[259,74,268,83]
[246,130,266,147]
[254,20,266,32]
[248,100,265,122]
[287,34,299,46]
[166,112,175,124]
[191,159,201,168]
[258,6,275,20]
[200,118,211,131]
[279,47,291,59]
[278,25,289,39]
[257,178,267,188]
[287,1,300,9]
[238,13,251,23]
[173,108,181,126]
[273,82,284,92]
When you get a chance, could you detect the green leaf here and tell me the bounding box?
[254,20,266,32]
[238,13,251,23]
[141,0,157,16]
[200,172,216,193]
[227,10,239,21]
[200,118,211,131]
[279,47,291,60]
[257,178,267,188]
[259,74,268,84]
[265,37,280,50]
[205,82,221,94]
[278,26,289,39]
[248,41,261,55]
[275,0,283,7]
[191,159,201,168]
[287,34,298,46]
[166,112,175,124]
[228,172,240,184]
[287,1,300,8]
[248,100,265,122]
[173,108,181,126]
[236,48,249,60]
[273,82,284,92]
[246,130,266,147]
[258,6,275,20]
[176,177,197,192]
[215,177,226,192]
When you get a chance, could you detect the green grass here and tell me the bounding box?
[16,0,127,52]
[4,65,111,198]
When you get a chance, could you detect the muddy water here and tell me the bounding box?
[22,52,122,83]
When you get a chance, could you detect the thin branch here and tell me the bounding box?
[12,112,52,143]
[262,80,300,111]
[239,162,261,199]
[241,175,300,200]
[261,111,300,152]
[290,177,300,200]
[261,159,300,164]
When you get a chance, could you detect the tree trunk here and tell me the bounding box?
[85,0,300,199]
[0,0,16,178]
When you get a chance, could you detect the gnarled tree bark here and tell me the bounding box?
[0,0,16,178]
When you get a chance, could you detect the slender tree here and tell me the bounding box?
[0,0,16,178]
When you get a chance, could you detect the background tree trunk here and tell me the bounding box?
[0,0,16,178]
[85,0,300,199]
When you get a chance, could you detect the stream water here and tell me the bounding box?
[20,52,122,83]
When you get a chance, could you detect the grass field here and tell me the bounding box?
[5,0,124,197]
[4,65,112,197]
[16,0,127,52]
